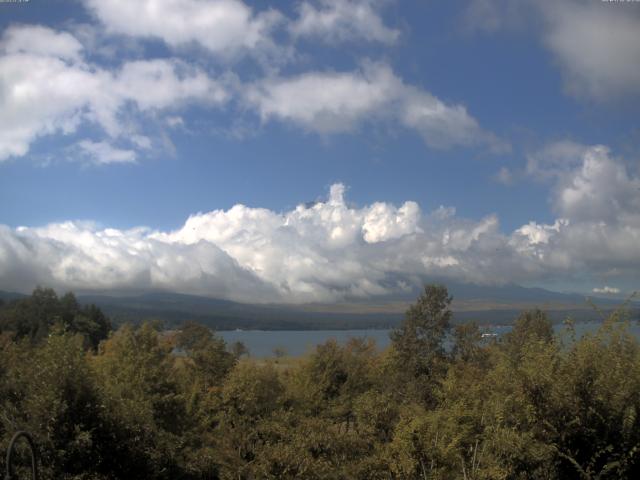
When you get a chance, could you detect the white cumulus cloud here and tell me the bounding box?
[463,0,640,101]
[1,24,84,61]
[83,0,399,56]
[83,0,284,59]
[511,143,640,283]
[246,62,398,134]
[544,2,640,100]
[0,25,229,163]
[291,0,400,45]
[553,145,640,224]
[246,62,505,150]
[0,183,519,303]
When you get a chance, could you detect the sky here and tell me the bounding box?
[0,0,639,303]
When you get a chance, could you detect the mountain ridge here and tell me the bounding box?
[1,284,635,330]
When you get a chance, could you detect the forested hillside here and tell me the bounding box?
[1,286,640,479]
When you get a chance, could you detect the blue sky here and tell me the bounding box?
[0,0,639,302]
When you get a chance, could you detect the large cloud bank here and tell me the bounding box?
[1,145,638,302]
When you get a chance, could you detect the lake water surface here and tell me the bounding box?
[219,321,640,358]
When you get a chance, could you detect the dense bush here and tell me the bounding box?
[1,286,639,479]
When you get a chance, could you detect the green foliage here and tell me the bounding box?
[452,321,487,365]
[90,323,191,479]
[390,284,453,405]
[176,321,236,388]
[504,308,554,360]
[391,284,453,365]
[0,331,111,479]
[0,288,111,349]
[2,286,640,479]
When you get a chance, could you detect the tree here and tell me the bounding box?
[504,308,554,360]
[452,321,487,366]
[389,284,452,404]
[0,289,111,348]
[91,322,189,479]
[545,317,640,478]
[176,321,211,351]
[177,321,236,388]
[60,293,111,350]
[0,330,110,479]
[216,362,285,477]
[293,338,377,425]
[0,287,60,342]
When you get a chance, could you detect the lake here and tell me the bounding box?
[219,321,640,358]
